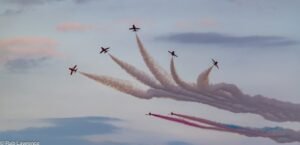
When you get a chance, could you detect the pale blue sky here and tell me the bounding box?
[0,0,300,145]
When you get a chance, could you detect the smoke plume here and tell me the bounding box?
[83,34,300,122]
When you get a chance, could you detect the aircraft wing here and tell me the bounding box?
[215,64,219,69]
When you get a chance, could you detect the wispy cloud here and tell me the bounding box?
[0,37,56,45]
[157,32,297,48]
[167,141,193,145]
[1,0,95,6]
[0,0,96,15]
[1,9,24,16]
[73,0,96,4]
[0,36,61,70]
[175,19,219,29]
[0,118,54,132]
[4,57,49,72]
[56,22,95,32]
[1,0,63,6]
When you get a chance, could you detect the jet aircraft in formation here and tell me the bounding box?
[69,65,77,75]
[100,47,110,54]
[129,24,140,32]
[69,25,220,77]
[168,50,178,57]
[212,59,219,69]
[146,112,152,116]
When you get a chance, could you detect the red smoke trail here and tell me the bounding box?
[149,113,225,132]
[171,112,273,137]
[150,113,286,141]
[171,112,225,128]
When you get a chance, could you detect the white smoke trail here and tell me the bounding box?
[194,65,242,101]
[80,72,152,99]
[109,54,162,89]
[109,53,221,104]
[170,57,242,106]
[82,34,300,123]
[210,83,244,97]
[135,33,300,122]
[193,65,300,122]
[195,65,243,98]
[250,95,300,122]
[78,33,300,143]
[147,89,202,102]
[197,66,213,90]
[135,35,224,103]
[109,52,229,108]
[81,70,241,112]
[136,34,175,88]
[170,57,199,92]
[80,71,225,106]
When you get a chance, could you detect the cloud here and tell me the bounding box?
[1,9,24,16]
[73,0,96,4]
[167,141,193,145]
[0,36,61,70]
[0,116,124,145]
[2,0,44,6]
[1,0,64,6]
[157,32,297,48]
[1,0,96,6]
[176,19,218,28]
[4,57,49,72]
[91,142,131,145]
[0,36,60,58]
[0,118,54,132]
[0,0,95,15]
[56,22,95,32]
[0,0,99,16]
